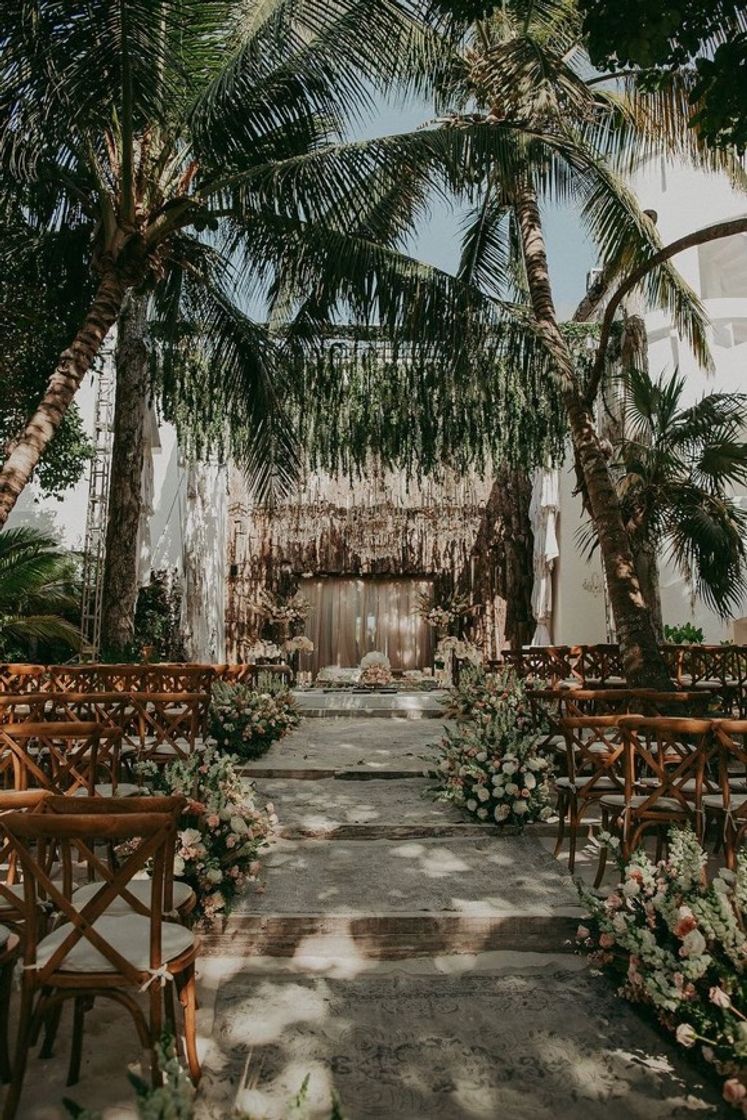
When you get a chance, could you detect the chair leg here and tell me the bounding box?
[39,998,64,1059]
[2,982,35,1120]
[554,791,567,855]
[178,966,201,1085]
[0,960,14,1083]
[568,799,580,874]
[67,995,92,1086]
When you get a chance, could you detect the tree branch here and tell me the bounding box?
[585,216,747,405]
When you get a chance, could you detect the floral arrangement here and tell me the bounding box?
[285,635,314,654]
[254,588,311,627]
[434,669,553,828]
[136,748,277,926]
[359,663,393,686]
[576,827,747,1111]
[209,680,300,759]
[417,589,473,635]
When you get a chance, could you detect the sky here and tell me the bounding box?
[359,99,597,319]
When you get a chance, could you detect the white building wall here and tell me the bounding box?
[556,158,747,644]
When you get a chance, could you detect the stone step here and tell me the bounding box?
[242,718,444,777]
[253,777,493,839]
[242,835,580,917]
[293,690,447,720]
[202,912,579,959]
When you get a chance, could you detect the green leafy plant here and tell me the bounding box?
[664,623,706,645]
[0,526,81,659]
[133,569,185,662]
[434,669,553,828]
[576,828,747,1110]
[209,682,300,760]
[136,748,276,926]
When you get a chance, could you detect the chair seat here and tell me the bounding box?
[36,914,194,973]
[703,794,747,811]
[0,923,10,950]
[555,776,616,790]
[0,884,24,912]
[73,782,145,798]
[600,794,685,812]
[73,878,195,914]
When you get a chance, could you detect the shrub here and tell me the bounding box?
[434,669,553,828]
[209,681,300,759]
[576,828,747,1110]
[664,622,705,644]
[137,748,276,926]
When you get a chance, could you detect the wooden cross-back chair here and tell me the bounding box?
[571,644,625,687]
[128,693,208,763]
[555,714,628,872]
[0,667,48,695]
[0,795,200,1119]
[0,722,132,798]
[45,691,141,756]
[0,925,19,1084]
[0,694,50,728]
[143,664,216,693]
[0,791,52,932]
[709,720,747,868]
[595,716,718,885]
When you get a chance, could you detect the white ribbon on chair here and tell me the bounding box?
[139,964,175,992]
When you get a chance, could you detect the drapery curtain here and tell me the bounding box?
[301,577,434,674]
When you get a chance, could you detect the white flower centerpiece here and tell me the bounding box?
[359,650,393,687]
[209,680,300,759]
[434,668,552,829]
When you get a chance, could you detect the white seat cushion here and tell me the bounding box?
[73,782,144,798]
[0,884,24,912]
[0,923,10,950]
[600,794,684,812]
[36,914,194,973]
[73,878,194,914]
[555,776,616,790]
[703,794,747,811]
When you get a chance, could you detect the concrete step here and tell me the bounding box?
[293,690,448,720]
[243,718,444,777]
[254,777,492,839]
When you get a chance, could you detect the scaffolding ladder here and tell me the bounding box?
[79,343,116,659]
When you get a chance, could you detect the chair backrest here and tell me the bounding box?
[0,721,123,795]
[619,716,717,814]
[712,720,747,811]
[0,665,48,693]
[128,693,208,759]
[0,795,185,986]
[0,693,50,725]
[572,644,625,685]
[560,714,628,793]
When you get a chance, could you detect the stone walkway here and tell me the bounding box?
[198,716,727,1120]
[7,714,728,1119]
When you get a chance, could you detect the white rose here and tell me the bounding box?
[474,785,489,802]
[492,774,505,786]
[476,807,488,820]
[502,761,518,775]
[494,804,510,822]
[206,868,223,884]
[622,879,640,898]
[523,773,537,790]
[466,799,478,812]
[505,782,519,797]
[512,800,528,815]
[230,816,248,835]
[682,928,707,958]
[179,828,202,848]
[476,752,488,763]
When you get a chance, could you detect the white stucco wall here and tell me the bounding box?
[555,158,747,644]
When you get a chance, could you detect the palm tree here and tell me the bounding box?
[0,527,81,658]
[1,0,483,651]
[268,0,743,685]
[594,367,747,632]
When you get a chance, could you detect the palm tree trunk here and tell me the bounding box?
[634,540,664,641]
[0,270,126,527]
[514,182,671,689]
[100,293,150,656]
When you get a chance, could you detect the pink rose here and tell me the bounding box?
[710,986,732,1010]
[576,925,591,940]
[723,1079,747,1105]
[599,932,615,949]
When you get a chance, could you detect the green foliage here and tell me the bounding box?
[0,211,94,498]
[0,526,81,659]
[209,681,300,759]
[604,367,747,618]
[132,570,185,663]
[664,622,706,645]
[579,0,747,151]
